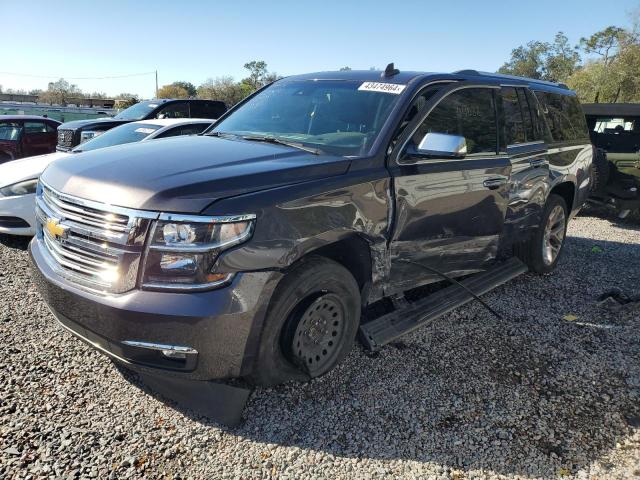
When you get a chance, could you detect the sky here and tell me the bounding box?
[1,0,638,99]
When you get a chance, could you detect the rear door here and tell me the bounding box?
[498,86,550,243]
[386,83,511,294]
[22,121,54,157]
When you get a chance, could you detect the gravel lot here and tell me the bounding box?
[1,210,639,479]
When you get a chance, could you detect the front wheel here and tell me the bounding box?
[247,256,361,386]
[514,194,568,274]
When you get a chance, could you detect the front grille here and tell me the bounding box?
[35,183,158,294]
[57,129,74,148]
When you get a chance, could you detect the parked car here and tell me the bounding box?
[0,118,213,236]
[0,115,61,164]
[30,67,593,389]
[583,103,640,218]
[56,99,226,151]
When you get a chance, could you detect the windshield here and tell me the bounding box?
[114,102,159,120]
[210,80,403,156]
[73,123,160,152]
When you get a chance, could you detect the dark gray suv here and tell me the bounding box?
[30,67,593,387]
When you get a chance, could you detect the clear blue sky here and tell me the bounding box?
[1,0,638,99]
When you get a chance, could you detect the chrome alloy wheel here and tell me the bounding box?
[542,205,566,266]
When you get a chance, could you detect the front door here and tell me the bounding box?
[386,84,511,295]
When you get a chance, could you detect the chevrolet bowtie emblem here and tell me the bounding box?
[46,218,68,239]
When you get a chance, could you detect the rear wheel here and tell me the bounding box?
[514,194,568,274]
[248,256,361,386]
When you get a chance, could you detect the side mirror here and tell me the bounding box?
[415,132,467,158]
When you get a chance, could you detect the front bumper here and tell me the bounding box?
[30,238,282,380]
[0,193,36,236]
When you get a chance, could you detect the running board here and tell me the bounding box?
[358,257,528,351]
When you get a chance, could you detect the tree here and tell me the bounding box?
[545,32,581,82]
[339,66,352,71]
[242,60,268,90]
[157,84,190,99]
[38,78,83,105]
[115,93,140,109]
[197,76,248,106]
[171,81,197,97]
[498,33,580,82]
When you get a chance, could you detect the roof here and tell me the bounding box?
[131,118,214,127]
[282,69,573,94]
[582,103,640,117]
[0,114,61,123]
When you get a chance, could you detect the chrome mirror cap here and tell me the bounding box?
[417,132,467,158]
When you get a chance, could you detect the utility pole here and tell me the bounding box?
[155,70,158,98]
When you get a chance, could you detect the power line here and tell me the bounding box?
[0,70,156,80]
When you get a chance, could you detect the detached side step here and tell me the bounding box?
[359,257,527,351]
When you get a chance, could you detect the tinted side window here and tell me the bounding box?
[501,87,526,145]
[24,121,47,133]
[564,96,589,140]
[181,124,208,135]
[525,90,550,142]
[516,89,535,141]
[0,122,22,140]
[190,101,226,119]
[411,88,497,154]
[535,91,587,142]
[156,102,189,119]
[45,123,57,133]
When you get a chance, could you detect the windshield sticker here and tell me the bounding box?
[358,82,406,94]
[135,128,156,134]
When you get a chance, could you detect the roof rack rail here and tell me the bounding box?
[453,69,480,76]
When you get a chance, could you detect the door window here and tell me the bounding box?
[190,101,226,119]
[0,122,21,140]
[156,102,189,119]
[501,87,526,145]
[24,122,48,133]
[409,88,497,155]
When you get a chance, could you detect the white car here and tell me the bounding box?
[0,118,214,236]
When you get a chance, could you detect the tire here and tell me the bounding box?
[591,148,610,194]
[514,194,568,274]
[247,256,361,386]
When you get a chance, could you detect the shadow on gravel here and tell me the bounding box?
[0,234,31,251]
[111,233,639,478]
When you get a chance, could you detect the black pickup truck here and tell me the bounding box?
[30,66,593,387]
[55,99,227,151]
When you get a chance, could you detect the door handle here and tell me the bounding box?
[483,177,508,189]
[529,158,547,168]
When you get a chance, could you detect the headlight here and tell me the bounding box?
[79,130,104,144]
[0,178,39,197]
[141,214,255,291]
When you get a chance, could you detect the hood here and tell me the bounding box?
[40,135,350,213]
[0,151,70,187]
[58,118,124,131]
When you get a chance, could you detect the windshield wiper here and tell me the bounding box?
[206,131,240,138]
[241,135,320,155]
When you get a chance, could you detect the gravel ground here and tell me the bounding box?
[1,210,639,479]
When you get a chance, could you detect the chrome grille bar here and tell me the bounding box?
[35,181,159,294]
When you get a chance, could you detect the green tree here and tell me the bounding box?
[339,66,352,71]
[157,84,190,99]
[498,33,580,82]
[242,60,268,90]
[197,76,248,106]
[171,81,197,97]
[115,93,140,109]
[39,78,83,105]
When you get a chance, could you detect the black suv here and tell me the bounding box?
[31,67,593,387]
[55,99,227,151]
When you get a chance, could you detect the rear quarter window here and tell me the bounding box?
[534,91,589,142]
